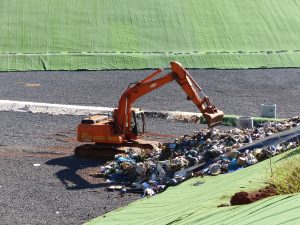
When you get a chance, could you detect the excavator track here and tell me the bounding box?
[74,140,161,160]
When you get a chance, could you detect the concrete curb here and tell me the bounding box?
[0,100,203,123]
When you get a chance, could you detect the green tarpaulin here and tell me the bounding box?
[1,0,300,71]
[218,115,285,127]
[86,148,300,225]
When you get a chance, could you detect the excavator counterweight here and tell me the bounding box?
[76,61,224,158]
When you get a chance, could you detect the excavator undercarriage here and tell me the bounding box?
[75,139,160,159]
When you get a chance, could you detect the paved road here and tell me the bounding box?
[0,69,299,225]
[0,68,299,117]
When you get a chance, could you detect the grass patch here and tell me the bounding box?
[270,147,300,194]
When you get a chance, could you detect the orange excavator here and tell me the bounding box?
[76,62,224,158]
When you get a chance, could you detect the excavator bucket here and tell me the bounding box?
[203,109,224,128]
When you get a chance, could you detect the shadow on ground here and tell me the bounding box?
[46,155,108,190]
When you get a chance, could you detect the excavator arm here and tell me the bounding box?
[115,61,224,139]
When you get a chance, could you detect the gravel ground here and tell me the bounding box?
[0,111,208,225]
[0,156,140,225]
[0,68,299,117]
[0,69,299,225]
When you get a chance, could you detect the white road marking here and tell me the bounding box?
[0,100,202,123]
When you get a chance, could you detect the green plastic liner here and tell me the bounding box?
[200,114,285,126]
[1,0,300,71]
[86,148,300,225]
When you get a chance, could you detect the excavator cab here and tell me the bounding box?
[130,109,145,137]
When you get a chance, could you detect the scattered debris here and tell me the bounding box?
[192,181,205,186]
[107,185,124,192]
[92,116,300,197]
[217,203,230,207]
[25,83,41,88]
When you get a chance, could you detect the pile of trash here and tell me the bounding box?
[100,116,300,197]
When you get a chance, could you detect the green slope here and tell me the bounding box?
[86,148,300,225]
[1,0,300,71]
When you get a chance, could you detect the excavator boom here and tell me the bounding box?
[114,61,224,139]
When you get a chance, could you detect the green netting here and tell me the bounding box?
[86,148,300,225]
[1,0,300,71]
[199,114,285,126]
